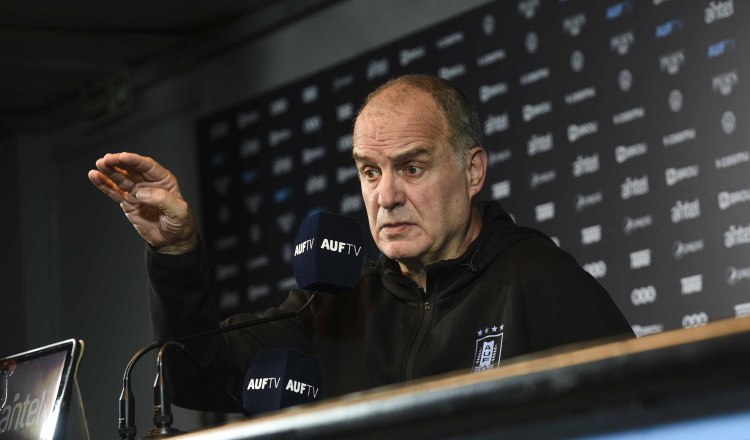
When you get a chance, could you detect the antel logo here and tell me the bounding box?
[671,199,701,223]
[705,0,735,24]
[621,175,649,200]
[724,224,750,248]
[484,113,509,136]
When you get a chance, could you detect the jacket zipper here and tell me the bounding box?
[404,290,433,380]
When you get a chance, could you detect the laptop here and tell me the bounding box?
[0,339,87,440]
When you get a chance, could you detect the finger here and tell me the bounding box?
[110,152,174,185]
[135,187,189,222]
[88,169,127,203]
[95,155,138,193]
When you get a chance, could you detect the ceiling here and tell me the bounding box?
[0,0,339,135]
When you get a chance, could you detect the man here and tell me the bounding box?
[89,75,632,411]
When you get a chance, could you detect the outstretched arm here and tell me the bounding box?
[88,152,197,254]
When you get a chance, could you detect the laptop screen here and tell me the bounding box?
[0,339,82,440]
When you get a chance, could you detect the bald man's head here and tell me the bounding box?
[355,75,482,169]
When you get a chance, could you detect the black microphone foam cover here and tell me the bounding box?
[243,349,322,416]
[292,211,364,294]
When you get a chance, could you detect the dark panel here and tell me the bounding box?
[0,142,25,356]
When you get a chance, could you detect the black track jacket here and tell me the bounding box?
[147,201,633,411]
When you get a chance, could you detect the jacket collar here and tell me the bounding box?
[379,201,546,304]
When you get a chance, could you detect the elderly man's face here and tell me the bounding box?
[352,88,479,268]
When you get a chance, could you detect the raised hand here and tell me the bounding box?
[88,152,198,254]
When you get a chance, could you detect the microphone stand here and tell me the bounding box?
[117,292,318,439]
[142,341,184,439]
[144,341,255,439]
[118,342,158,440]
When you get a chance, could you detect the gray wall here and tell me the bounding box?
[4,1,491,438]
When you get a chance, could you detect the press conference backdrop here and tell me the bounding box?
[195,0,748,336]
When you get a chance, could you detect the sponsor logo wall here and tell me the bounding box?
[195,0,749,336]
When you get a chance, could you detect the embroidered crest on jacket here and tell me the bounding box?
[473,324,504,372]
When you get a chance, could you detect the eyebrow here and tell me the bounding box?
[352,146,433,164]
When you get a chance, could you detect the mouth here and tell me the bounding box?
[379,222,413,235]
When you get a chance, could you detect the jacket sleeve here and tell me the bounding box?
[513,237,634,352]
[146,239,314,411]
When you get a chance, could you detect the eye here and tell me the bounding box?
[361,167,380,181]
[404,165,423,176]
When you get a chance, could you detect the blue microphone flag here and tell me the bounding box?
[243,349,322,415]
[292,211,364,294]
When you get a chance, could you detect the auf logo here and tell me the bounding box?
[473,326,503,372]
[708,39,737,58]
[655,19,682,38]
[606,0,633,20]
[273,187,293,204]
[478,341,496,369]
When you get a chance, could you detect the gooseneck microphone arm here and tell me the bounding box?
[149,340,251,437]
[176,292,318,343]
[143,341,184,439]
[119,342,160,440]
[117,292,318,439]
[144,340,252,438]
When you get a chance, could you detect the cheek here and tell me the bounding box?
[409,184,441,219]
[361,183,377,205]
[425,179,465,217]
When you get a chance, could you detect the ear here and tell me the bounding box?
[465,146,487,198]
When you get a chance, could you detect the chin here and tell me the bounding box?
[379,243,424,262]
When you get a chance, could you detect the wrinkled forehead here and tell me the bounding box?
[354,86,449,140]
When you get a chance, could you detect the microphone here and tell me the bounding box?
[242,349,322,416]
[117,212,364,439]
[292,211,365,294]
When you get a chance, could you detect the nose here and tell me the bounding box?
[376,171,405,210]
